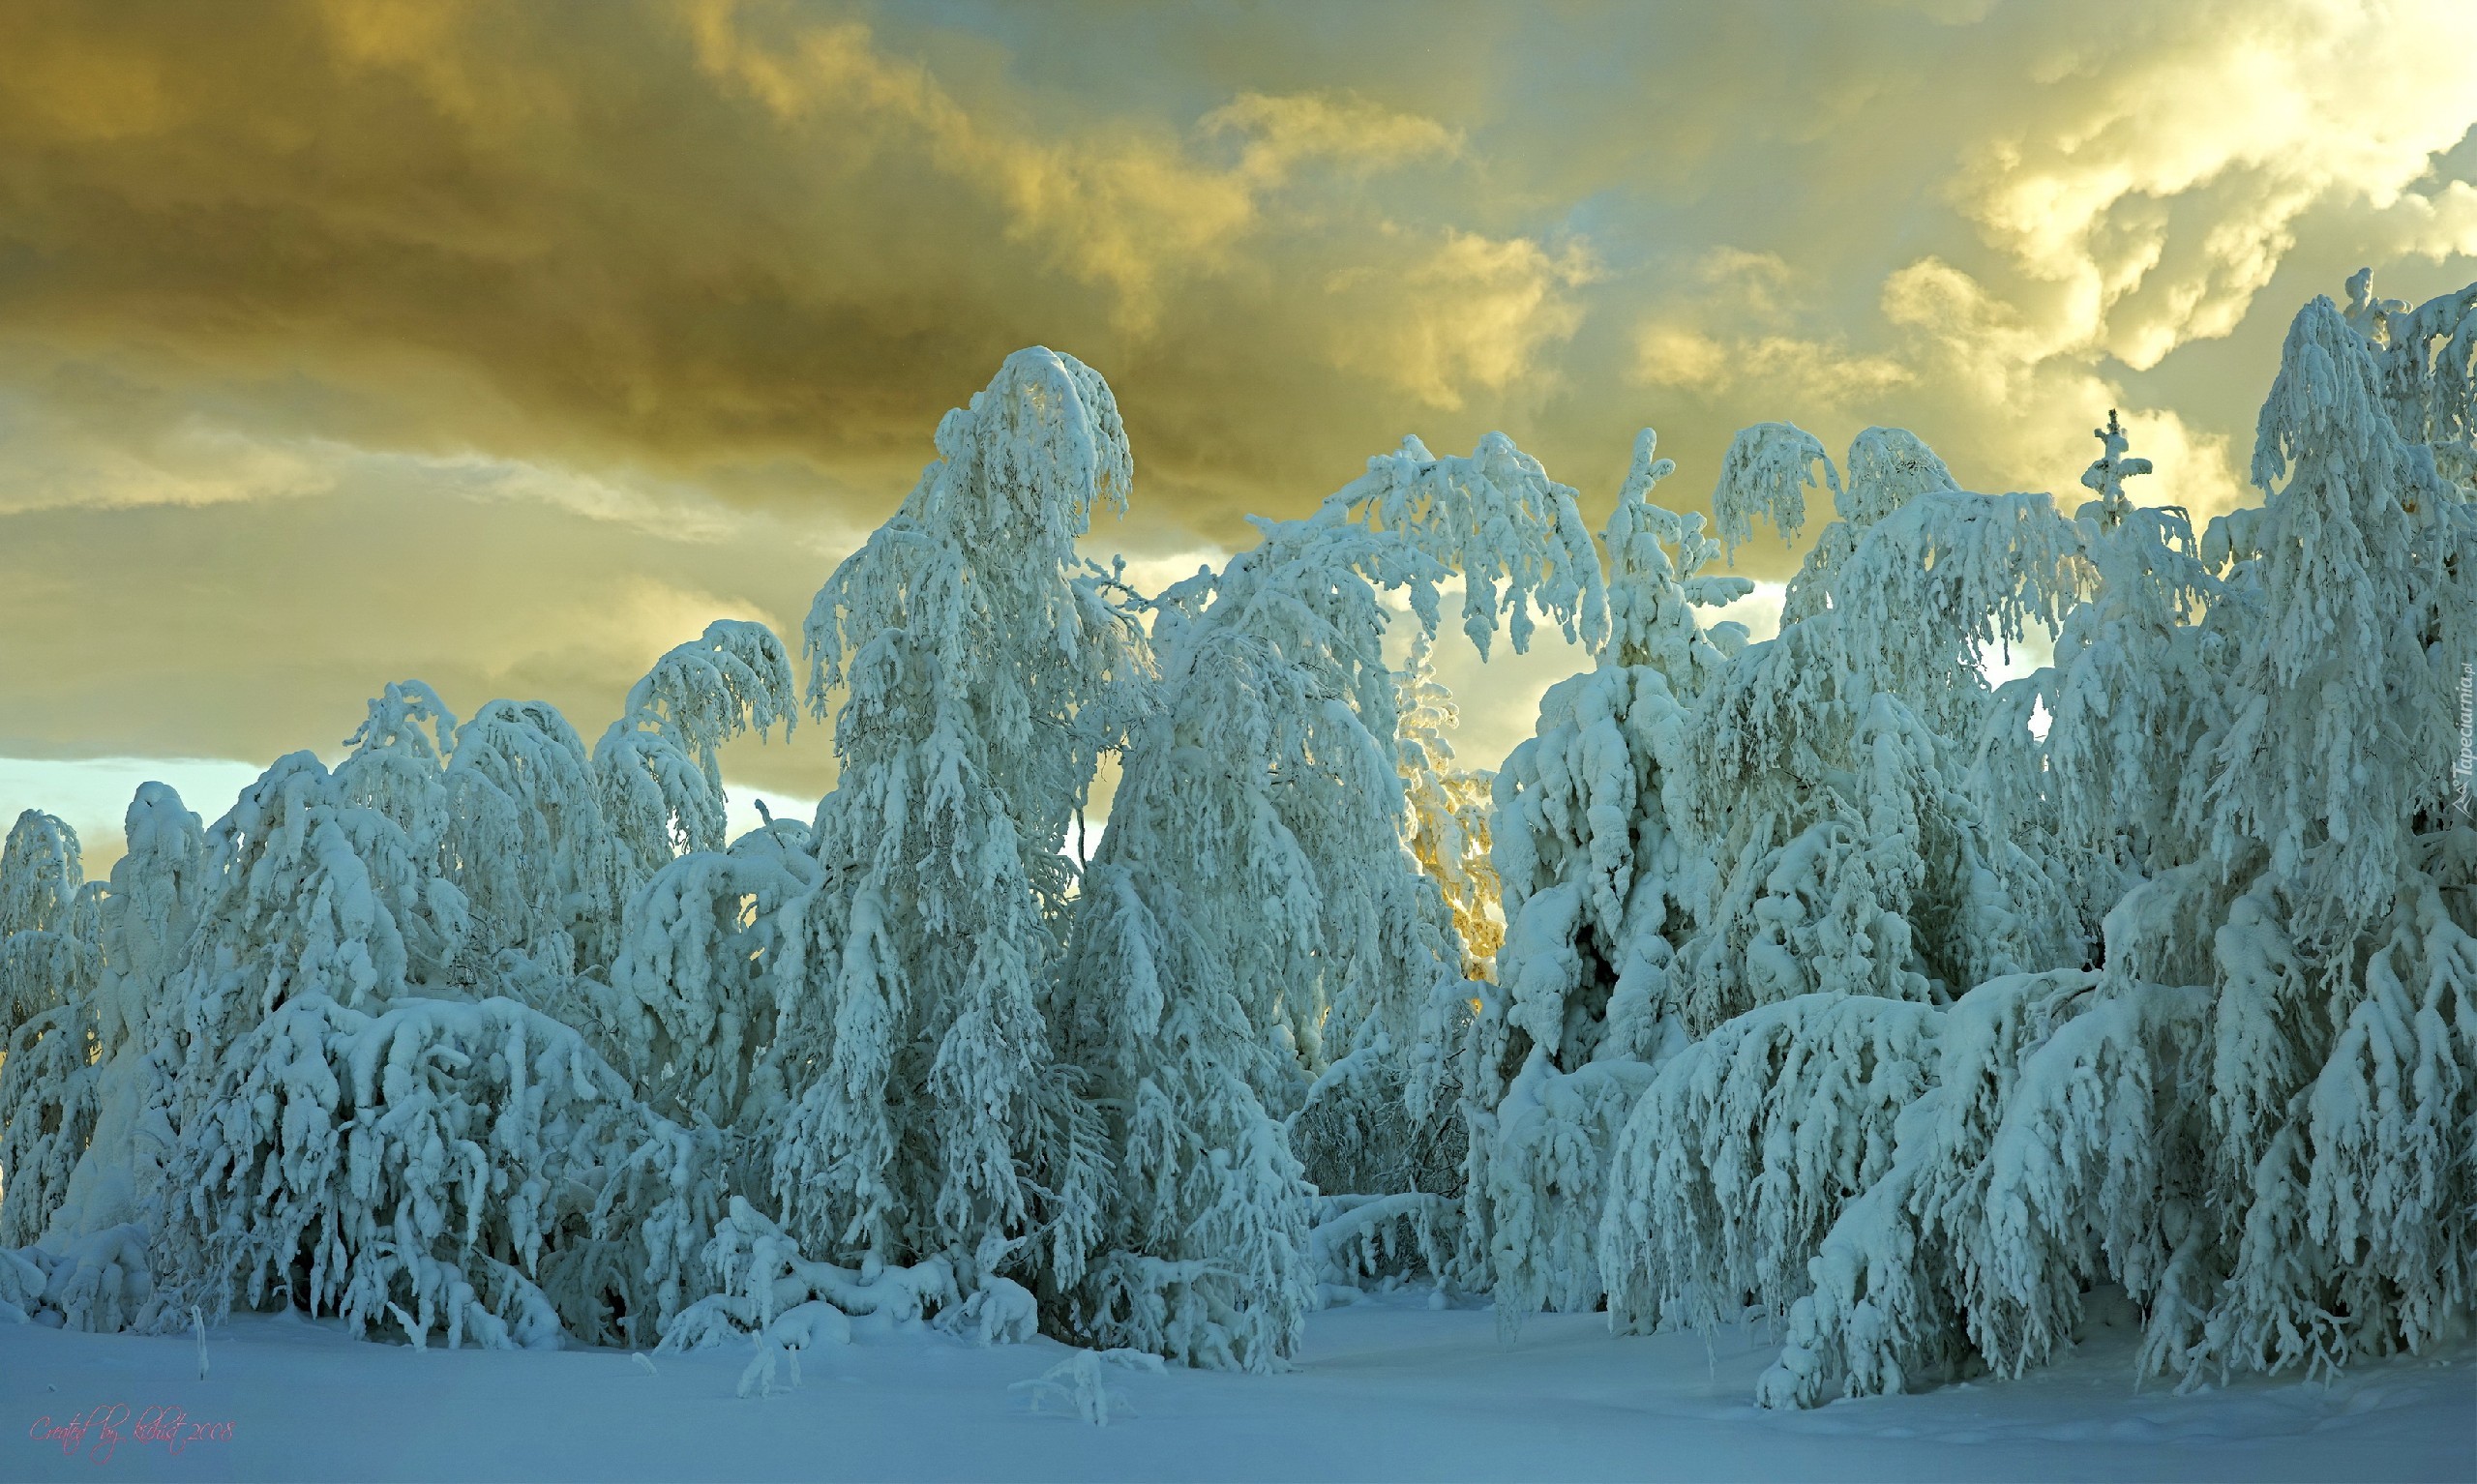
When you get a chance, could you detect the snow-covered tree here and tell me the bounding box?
[1600,991,1943,1342]
[0,811,92,1041]
[602,829,819,1144]
[1970,413,2223,947]
[764,348,1138,1311]
[20,786,206,1254]
[0,813,104,1249]
[160,752,464,1084]
[2158,282,2476,1386]
[1065,429,1606,1363]
[444,698,614,985]
[128,637,796,1350]
[151,991,721,1350]
[1458,430,1744,1321]
[1683,427,2084,1030]
[1747,967,2207,1407]
[1612,275,2476,1409]
[0,812,83,935]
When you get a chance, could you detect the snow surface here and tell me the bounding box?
[4,1292,2468,1483]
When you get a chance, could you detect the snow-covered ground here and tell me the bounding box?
[4,1293,2468,1482]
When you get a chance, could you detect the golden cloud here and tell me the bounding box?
[0,0,2470,840]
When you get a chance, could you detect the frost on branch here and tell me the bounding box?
[1682,452,2084,1031]
[1011,1347,1163,1426]
[2148,291,2477,1390]
[334,680,459,867]
[2213,293,2465,930]
[1769,427,1962,627]
[2348,268,2477,488]
[1319,430,1610,659]
[1146,422,1619,1076]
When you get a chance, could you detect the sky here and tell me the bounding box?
[3,0,2474,869]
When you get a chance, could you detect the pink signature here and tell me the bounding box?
[29,1404,235,1464]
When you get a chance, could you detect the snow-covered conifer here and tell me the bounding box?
[1065,427,1606,1361]
[766,348,1135,1311]
[1457,431,1745,1320]
[163,752,464,1081]
[1683,431,2084,1032]
[1749,969,2209,1408]
[2160,286,2477,1385]
[1971,414,2222,943]
[151,991,720,1350]
[35,785,207,1248]
[603,832,819,1140]
[1601,992,1942,1341]
[0,813,103,1248]
[1705,277,2476,1409]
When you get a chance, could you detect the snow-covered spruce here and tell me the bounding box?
[1971,413,2223,946]
[1459,430,1742,1323]
[1065,428,1608,1363]
[0,810,105,1249]
[1464,421,2086,1330]
[2161,282,2477,1387]
[1750,968,2209,1407]
[60,632,797,1346]
[1600,992,1942,1342]
[38,785,207,1251]
[151,991,719,1350]
[764,348,1135,1318]
[1655,275,2476,1408]
[0,810,96,1044]
[1686,424,2083,1035]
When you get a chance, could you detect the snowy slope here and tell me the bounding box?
[5,1293,2468,1482]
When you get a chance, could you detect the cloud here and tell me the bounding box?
[1328,230,1597,409]
[1942,0,2477,373]
[0,0,2469,810]
[1204,90,1463,181]
[684,1,1469,335]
